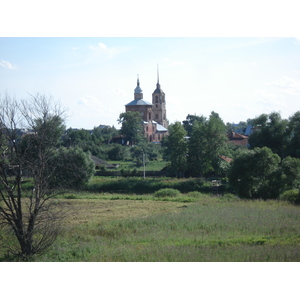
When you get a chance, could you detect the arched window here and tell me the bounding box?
[155,96,158,103]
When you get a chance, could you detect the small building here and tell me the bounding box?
[227,131,249,147]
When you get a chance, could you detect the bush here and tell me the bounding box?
[154,188,180,198]
[219,193,239,202]
[280,189,300,205]
[186,191,204,198]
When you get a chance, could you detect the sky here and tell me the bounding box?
[2,36,300,130]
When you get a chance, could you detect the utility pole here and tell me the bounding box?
[143,151,146,179]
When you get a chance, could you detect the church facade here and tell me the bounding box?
[125,75,169,143]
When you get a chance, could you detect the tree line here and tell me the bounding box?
[162,111,300,202]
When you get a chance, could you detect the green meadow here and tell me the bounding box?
[1,176,299,262]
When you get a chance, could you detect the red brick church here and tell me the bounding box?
[125,74,169,143]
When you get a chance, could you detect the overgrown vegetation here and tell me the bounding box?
[1,192,298,262]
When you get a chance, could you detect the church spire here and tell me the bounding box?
[134,74,143,98]
[156,65,161,90]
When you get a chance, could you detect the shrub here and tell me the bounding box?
[219,193,239,202]
[280,189,300,205]
[154,188,180,198]
[186,191,204,198]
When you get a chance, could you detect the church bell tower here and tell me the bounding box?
[152,67,168,128]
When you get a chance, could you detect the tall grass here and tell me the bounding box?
[29,196,300,262]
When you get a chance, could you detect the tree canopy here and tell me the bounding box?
[228,147,281,199]
[163,121,188,177]
[118,111,145,146]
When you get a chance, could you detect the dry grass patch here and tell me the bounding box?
[62,198,185,226]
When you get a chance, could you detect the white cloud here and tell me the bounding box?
[270,76,300,95]
[78,95,102,106]
[110,88,126,97]
[0,59,17,70]
[87,42,130,59]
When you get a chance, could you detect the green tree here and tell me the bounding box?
[279,156,300,191]
[91,126,119,143]
[118,111,145,146]
[0,94,93,259]
[228,147,281,199]
[248,112,288,158]
[130,145,149,167]
[187,118,208,177]
[186,112,229,177]
[108,144,129,161]
[48,146,95,189]
[206,112,229,175]
[183,114,206,136]
[163,122,187,177]
[286,111,300,158]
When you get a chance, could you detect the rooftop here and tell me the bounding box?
[126,99,152,106]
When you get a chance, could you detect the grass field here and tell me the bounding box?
[2,190,297,262]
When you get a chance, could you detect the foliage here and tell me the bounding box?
[248,112,288,158]
[162,121,187,177]
[228,147,281,199]
[85,176,209,194]
[118,111,145,145]
[279,156,300,191]
[0,94,68,259]
[186,116,209,176]
[186,112,229,177]
[154,188,180,198]
[48,147,95,189]
[62,127,119,159]
[286,111,300,158]
[182,114,206,136]
[280,189,300,205]
[226,121,248,134]
[107,144,130,161]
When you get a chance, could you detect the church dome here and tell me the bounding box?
[134,77,143,94]
[153,82,163,94]
[134,85,143,93]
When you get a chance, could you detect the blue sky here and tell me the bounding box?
[1,0,300,130]
[1,37,300,129]
[0,37,300,128]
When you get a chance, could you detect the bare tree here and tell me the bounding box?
[0,93,68,259]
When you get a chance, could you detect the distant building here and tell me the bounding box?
[227,131,249,147]
[98,124,111,129]
[125,74,168,143]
